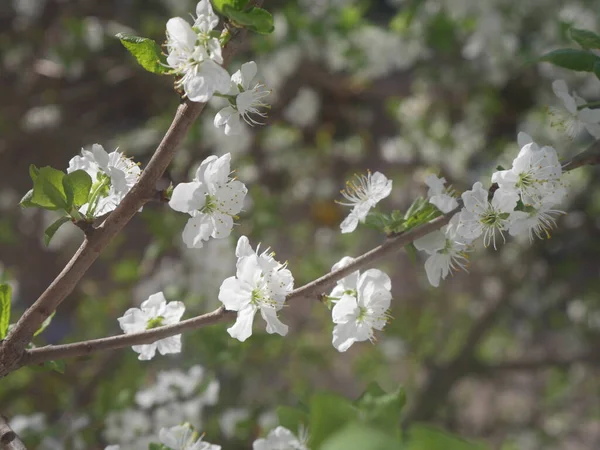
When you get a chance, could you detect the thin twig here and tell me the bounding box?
[0,415,27,450]
[17,142,600,367]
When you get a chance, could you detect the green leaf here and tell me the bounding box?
[44,216,71,247]
[355,383,406,432]
[322,425,400,450]
[116,33,169,74]
[309,393,359,448]
[30,167,70,211]
[404,425,489,450]
[223,5,274,34]
[19,189,35,208]
[148,444,169,450]
[569,28,600,50]
[594,60,600,81]
[0,284,11,339]
[29,164,40,180]
[33,311,56,338]
[212,0,249,13]
[64,170,92,207]
[277,406,309,436]
[539,49,600,72]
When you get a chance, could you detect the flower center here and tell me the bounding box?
[480,208,508,228]
[517,171,534,190]
[201,194,217,214]
[146,316,164,330]
[357,305,369,322]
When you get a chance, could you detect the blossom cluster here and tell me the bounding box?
[165,0,270,136]
[416,133,567,287]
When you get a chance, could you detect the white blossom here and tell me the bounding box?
[551,79,600,139]
[491,138,563,206]
[252,426,308,450]
[456,182,519,249]
[169,153,247,248]
[117,292,185,360]
[135,365,206,409]
[509,201,565,241]
[218,236,293,342]
[165,1,230,102]
[338,171,392,233]
[328,257,392,352]
[215,61,270,136]
[414,215,471,287]
[67,144,140,217]
[424,174,459,213]
[159,424,221,450]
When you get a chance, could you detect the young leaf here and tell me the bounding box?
[116,33,169,75]
[212,0,249,13]
[19,189,35,208]
[64,170,92,207]
[0,284,11,339]
[569,28,600,50]
[44,216,71,246]
[34,310,56,337]
[354,382,406,432]
[31,167,71,211]
[539,49,600,72]
[277,406,309,437]
[321,425,400,450]
[309,393,359,448]
[29,164,40,180]
[223,6,274,34]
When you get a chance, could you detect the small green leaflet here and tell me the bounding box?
[44,216,71,246]
[212,0,249,13]
[64,170,92,207]
[0,284,11,339]
[223,6,274,34]
[116,33,169,75]
[30,166,71,211]
[539,49,600,73]
[34,311,56,337]
[569,28,600,50]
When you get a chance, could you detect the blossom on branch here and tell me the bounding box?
[328,257,392,352]
[414,215,471,287]
[551,80,600,139]
[169,153,247,248]
[117,292,185,360]
[165,0,230,102]
[424,174,459,213]
[338,171,392,233]
[214,61,271,136]
[67,143,140,217]
[219,236,293,342]
[456,182,519,249]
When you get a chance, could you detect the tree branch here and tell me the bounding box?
[16,141,600,368]
[0,415,27,450]
[0,24,253,377]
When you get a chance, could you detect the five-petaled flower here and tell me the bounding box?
[214,61,271,136]
[456,182,519,249]
[338,171,392,233]
[218,236,293,342]
[67,143,140,218]
[169,153,247,248]
[328,257,392,352]
[117,292,185,360]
